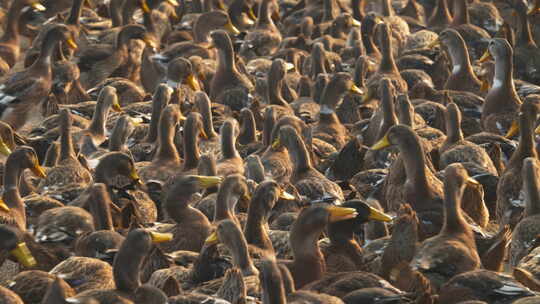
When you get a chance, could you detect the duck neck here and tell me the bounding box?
[217,42,237,76]
[154,118,181,164]
[227,228,258,274]
[199,99,218,140]
[121,1,138,25]
[182,122,200,171]
[142,10,157,36]
[165,193,198,223]
[239,112,257,145]
[351,0,364,20]
[510,114,537,169]
[214,184,240,224]
[262,111,277,148]
[89,193,115,231]
[516,12,537,48]
[378,30,398,74]
[221,128,239,159]
[448,36,475,77]
[31,32,58,74]
[268,73,288,107]
[60,118,77,161]
[322,0,337,21]
[442,182,468,234]
[382,0,395,16]
[401,135,431,197]
[2,1,23,43]
[116,28,136,51]
[362,26,380,58]
[109,122,128,152]
[87,99,110,138]
[66,0,85,25]
[257,0,275,28]
[290,227,325,287]
[524,165,540,217]
[445,111,463,146]
[432,0,452,24]
[492,53,515,93]
[288,132,313,174]
[311,47,327,78]
[110,0,124,27]
[245,198,274,252]
[113,240,144,292]
[328,223,363,267]
[450,0,469,26]
[146,95,169,144]
[379,87,398,138]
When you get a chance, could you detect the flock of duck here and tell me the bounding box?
[0,0,540,302]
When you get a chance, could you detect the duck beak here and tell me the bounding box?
[0,139,12,157]
[480,79,490,92]
[66,38,78,50]
[285,62,295,71]
[196,176,223,188]
[272,137,281,150]
[529,4,540,15]
[130,168,140,182]
[279,190,295,200]
[248,8,257,21]
[200,128,208,139]
[111,102,123,113]
[242,193,251,202]
[143,36,158,50]
[361,87,373,103]
[205,231,219,245]
[31,160,47,179]
[140,0,151,13]
[167,0,179,6]
[186,74,201,91]
[149,232,173,243]
[224,22,241,35]
[31,2,46,11]
[479,50,492,63]
[352,19,361,27]
[0,198,9,212]
[328,206,358,222]
[466,177,481,188]
[370,134,391,150]
[535,124,540,135]
[505,120,519,138]
[368,206,393,222]
[350,84,364,95]
[10,243,37,267]
[374,16,384,24]
[427,39,439,49]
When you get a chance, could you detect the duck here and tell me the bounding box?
[0,24,77,130]
[265,59,295,117]
[195,91,220,155]
[0,0,46,73]
[72,229,173,303]
[430,29,482,94]
[496,101,538,226]
[158,175,221,253]
[216,119,244,177]
[411,163,482,290]
[137,104,184,184]
[77,24,157,89]
[480,38,522,135]
[212,174,250,227]
[0,224,37,271]
[313,72,362,150]
[274,125,344,203]
[209,30,254,112]
[239,0,282,59]
[1,146,47,230]
[449,0,491,61]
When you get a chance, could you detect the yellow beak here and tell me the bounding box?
[279,190,295,200]
[205,231,219,245]
[479,49,492,63]
[186,74,201,91]
[66,38,78,50]
[195,176,223,188]
[272,137,281,150]
[505,120,519,138]
[143,37,158,49]
[328,206,358,222]
[370,134,391,150]
[0,198,9,212]
[350,84,364,95]
[111,103,123,113]
[31,160,47,179]
[480,79,490,92]
[150,232,173,243]
[140,0,151,13]
[130,168,140,182]
[167,0,179,6]
[0,139,12,157]
[31,2,46,11]
[535,124,540,135]
[10,243,37,268]
[368,206,393,222]
[224,22,241,35]
[248,8,257,21]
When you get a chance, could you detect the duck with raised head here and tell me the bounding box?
[209,30,254,112]
[38,109,92,192]
[427,0,452,33]
[363,22,407,104]
[449,0,491,61]
[510,157,540,267]
[411,163,482,290]
[158,175,221,253]
[371,125,444,239]
[313,72,362,150]
[212,174,250,227]
[77,24,157,89]
[265,59,295,117]
[430,29,482,94]
[194,91,220,155]
[239,0,281,59]
[0,24,77,130]
[496,101,539,225]
[512,0,540,85]
[137,104,184,184]
[480,38,522,135]
[0,0,45,74]
[163,57,202,104]
[217,119,244,177]
[274,125,344,204]
[71,229,173,303]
